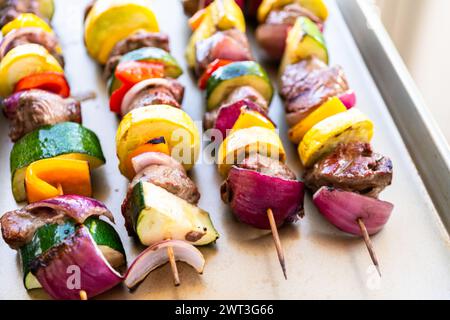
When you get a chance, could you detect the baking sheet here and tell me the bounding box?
[1,0,449,300]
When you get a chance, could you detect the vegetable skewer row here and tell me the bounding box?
[185,0,305,279]
[0,1,125,300]
[0,2,106,204]
[255,0,329,61]
[84,0,219,289]
[276,16,394,275]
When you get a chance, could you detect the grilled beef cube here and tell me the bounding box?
[256,4,323,60]
[221,153,297,204]
[303,142,393,198]
[281,57,349,127]
[203,86,269,130]
[182,0,201,16]
[103,31,170,79]
[0,27,64,67]
[122,78,184,114]
[238,153,297,180]
[122,164,200,235]
[0,0,47,28]
[195,29,253,76]
[3,89,81,142]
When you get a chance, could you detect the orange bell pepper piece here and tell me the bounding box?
[25,158,92,203]
[189,8,207,31]
[125,137,171,179]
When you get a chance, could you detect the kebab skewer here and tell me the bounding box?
[84,0,220,289]
[259,6,394,274]
[0,0,127,300]
[185,0,305,279]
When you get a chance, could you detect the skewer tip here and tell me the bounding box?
[167,246,181,286]
[357,218,382,277]
[267,208,288,280]
[79,290,88,300]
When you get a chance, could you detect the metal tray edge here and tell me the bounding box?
[338,0,450,232]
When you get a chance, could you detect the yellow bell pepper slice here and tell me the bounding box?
[288,97,347,144]
[209,0,246,33]
[231,109,275,133]
[186,0,245,68]
[298,108,374,167]
[84,0,159,64]
[217,126,286,177]
[0,43,63,97]
[25,158,92,203]
[1,13,53,36]
[116,104,200,176]
[258,0,328,23]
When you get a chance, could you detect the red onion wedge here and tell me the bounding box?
[124,240,205,290]
[221,167,305,229]
[338,90,356,110]
[27,195,115,224]
[30,226,123,300]
[313,187,394,236]
[214,99,273,139]
[132,151,185,175]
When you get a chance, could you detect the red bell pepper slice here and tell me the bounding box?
[198,59,233,90]
[14,72,71,97]
[109,61,165,113]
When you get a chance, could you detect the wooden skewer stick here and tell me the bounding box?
[79,290,88,300]
[357,218,382,277]
[267,208,287,280]
[167,246,180,286]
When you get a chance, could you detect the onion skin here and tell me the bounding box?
[2,92,22,118]
[222,167,304,229]
[124,239,205,290]
[214,99,272,139]
[30,226,123,300]
[27,195,115,224]
[338,90,356,110]
[313,187,394,236]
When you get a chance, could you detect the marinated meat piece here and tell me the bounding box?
[0,27,64,67]
[195,29,253,76]
[127,87,181,111]
[1,200,113,250]
[121,165,200,236]
[203,108,219,130]
[303,142,393,198]
[122,78,184,114]
[182,0,200,16]
[0,207,66,249]
[266,4,322,25]
[222,86,269,111]
[0,0,47,28]
[3,89,81,142]
[130,165,200,204]
[237,153,297,180]
[281,58,349,126]
[103,31,170,78]
[256,4,323,60]
[220,154,298,205]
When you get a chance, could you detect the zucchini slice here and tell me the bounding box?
[129,181,219,246]
[206,61,273,111]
